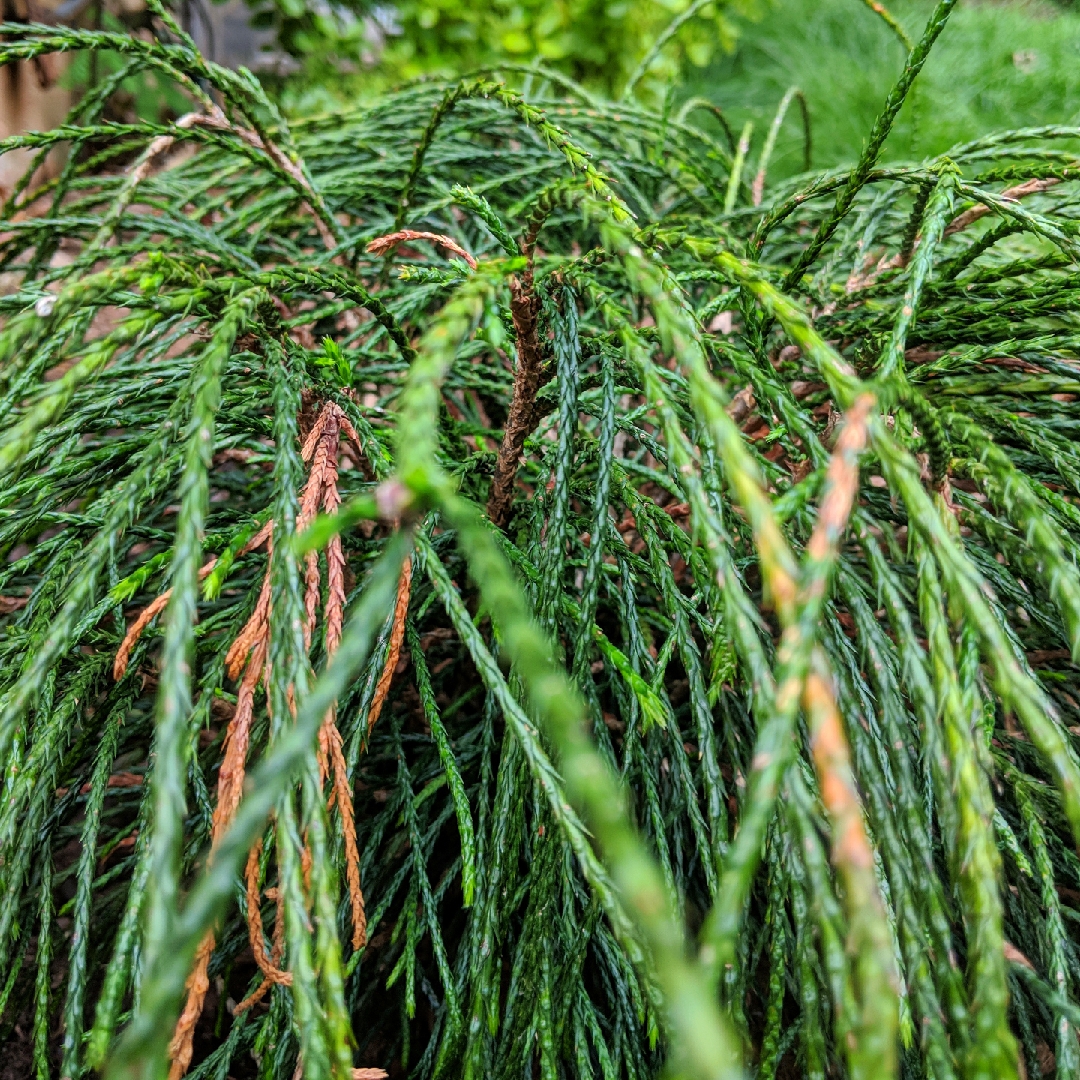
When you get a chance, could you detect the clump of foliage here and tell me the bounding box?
[243,0,754,104]
[368,0,750,95]
[2,2,1080,1079]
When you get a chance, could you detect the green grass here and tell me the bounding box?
[688,0,1080,177]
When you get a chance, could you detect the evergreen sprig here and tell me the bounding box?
[2,7,1080,1080]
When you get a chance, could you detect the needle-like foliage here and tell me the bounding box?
[2,5,1080,1080]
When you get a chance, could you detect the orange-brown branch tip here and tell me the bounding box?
[366,230,477,270]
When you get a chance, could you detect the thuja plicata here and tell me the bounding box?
[2,1,1080,1078]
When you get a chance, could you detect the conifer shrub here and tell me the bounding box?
[2,2,1080,1078]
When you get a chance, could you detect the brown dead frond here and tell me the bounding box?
[233,837,293,1015]
[328,723,367,948]
[224,572,271,680]
[113,558,218,680]
[366,558,413,737]
[161,398,385,1075]
[116,520,274,683]
[365,229,477,270]
[168,636,269,1073]
[215,640,268,833]
[166,931,216,1080]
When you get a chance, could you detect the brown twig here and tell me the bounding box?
[486,274,546,527]
[945,176,1066,237]
[301,400,337,463]
[228,407,341,680]
[300,404,341,650]
[242,519,274,557]
[214,641,267,836]
[123,108,340,254]
[315,443,368,948]
[164,402,375,1073]
[125,112,203,190]
[292,1066,388,1080]
[193,107,339,252]
[114,591,172,681]
[323,501,345,660]
[244,843,291,986]
[116,519,273,683]
[315,455,341,784]
[842,174,1074,295]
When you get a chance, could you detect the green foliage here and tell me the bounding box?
[4,5,1080,1080]
[377,0,749,95]
[252,0,755,106]
[241,0,368,71]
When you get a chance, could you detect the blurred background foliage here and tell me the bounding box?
[142,0,1080,172]
[258,0,758,108]
[690,0,1080,179]
[371,0,747,92]
[48,0,1080,139]
[236,0,1080,129]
